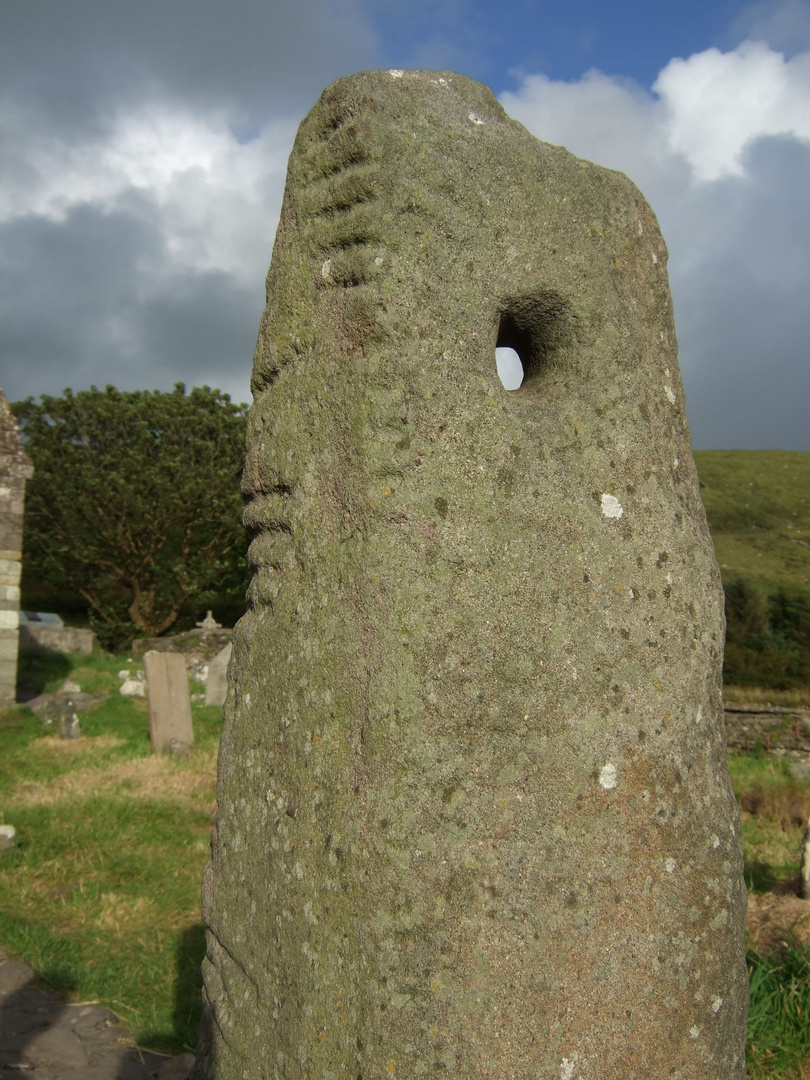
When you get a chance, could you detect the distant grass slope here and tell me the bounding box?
[694,451,810,591]
[695,451,810,692]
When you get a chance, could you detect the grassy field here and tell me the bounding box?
[0,650,220,1051]
[695,450,810,592]
[727,749,810,1078]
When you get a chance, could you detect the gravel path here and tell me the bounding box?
[0,948,194,1080]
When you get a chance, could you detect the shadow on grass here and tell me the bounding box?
[746,859,782,894]
[173,923,206,1052]
[16,649,73,697]
[745,858,800,895]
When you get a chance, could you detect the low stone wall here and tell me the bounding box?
[131,629,232,662]
[724,706,810,754]
[19,623,95,655]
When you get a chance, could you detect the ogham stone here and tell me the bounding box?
[196,71,747,1079]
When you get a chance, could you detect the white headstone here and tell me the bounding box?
[205,642,232,707]
[143,651,194,753]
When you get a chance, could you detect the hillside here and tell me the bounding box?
[694,450,810,690]
[694,450,810,591]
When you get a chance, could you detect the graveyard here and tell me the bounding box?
[0,648,221,1052]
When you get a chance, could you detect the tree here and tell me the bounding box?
[13,384,248,647]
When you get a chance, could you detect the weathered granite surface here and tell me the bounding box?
[197,71,748,1079]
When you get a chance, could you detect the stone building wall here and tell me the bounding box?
[0,390,33,704]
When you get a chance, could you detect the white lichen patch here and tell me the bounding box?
[389,69,404,78]
[664,857,677,874]
[560,1057,577,1079]
[599,763,618,790]
[601,493,623,519]
[665,385,676,405]
[690,1025,701,1039]
[709,908,729,930]
[321,258,332,280]
[468,111,485,125]
[711,996,723,1013]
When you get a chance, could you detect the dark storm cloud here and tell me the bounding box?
[671,135,810,449]
[731,0,810,53]
[0,0,380,131]
[0,205,164,397]
[0,0,372,405]
[0,199,260,404]
[136,272,261,403]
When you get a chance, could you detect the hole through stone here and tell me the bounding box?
[495,347,524,391]
[495,290,573,388]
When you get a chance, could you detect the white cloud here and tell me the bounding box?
[0,104,297,290]
[501,40,810,184]
[653,41,810,180]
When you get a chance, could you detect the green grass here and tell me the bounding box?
[695,450,810,592]
[728,751,810,1077]
[728,753,810,895]
[0,649,221,1051]
[747,944,810,1079]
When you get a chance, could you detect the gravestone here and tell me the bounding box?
[196,72,748,1079]
[143,651,194,753]
[204,642,232,708]
[0,391,33,705]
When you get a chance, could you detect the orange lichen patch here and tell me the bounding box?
[12,745,218,812]
[746,890,810,953]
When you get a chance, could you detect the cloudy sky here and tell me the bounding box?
[1,0,808,449]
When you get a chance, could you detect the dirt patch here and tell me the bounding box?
[13,746,217,812]
[739,784,810,829]
[747,889,810,953]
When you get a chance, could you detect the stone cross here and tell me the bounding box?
[0,390,33,706]
[195,610,222,636]
[196,72,748,1079]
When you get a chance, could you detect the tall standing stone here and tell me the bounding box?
[0,391,33,706]
[197,72,747,1079]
